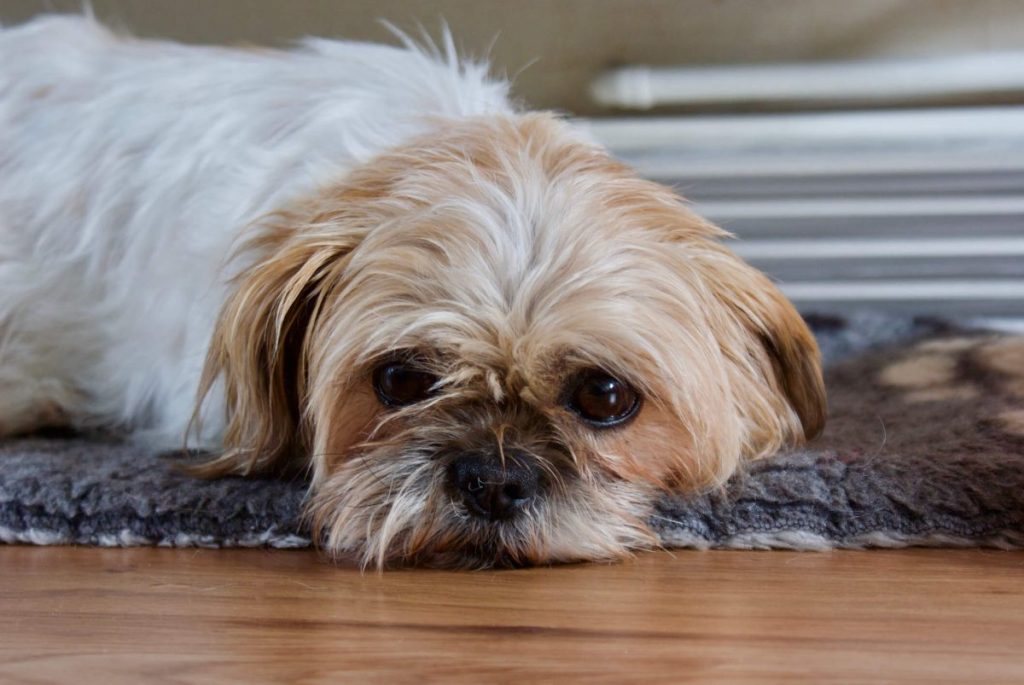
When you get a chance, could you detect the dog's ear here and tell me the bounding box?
[697,243,827,442]
[191,220,362,477]
[615,177,827,443]
[734,268,826,441]
[599,171,827,445]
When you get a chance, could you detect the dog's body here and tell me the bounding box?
[0,16,510,446]
[0,16,825,567]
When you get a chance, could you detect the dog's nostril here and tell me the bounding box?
[502,482,527,502]
[448,454,540,521]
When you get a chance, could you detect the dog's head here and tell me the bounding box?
[198,113,825,568]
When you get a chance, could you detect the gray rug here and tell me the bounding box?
[3,312,1024,552]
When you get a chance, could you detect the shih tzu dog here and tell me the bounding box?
[0,16,825,568]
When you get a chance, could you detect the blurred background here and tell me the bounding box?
[4,0,1024,322]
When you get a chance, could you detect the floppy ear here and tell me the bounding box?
[611,175,827,443]
[191,222,360,477]
[699,245,827,442]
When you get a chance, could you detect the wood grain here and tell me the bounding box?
[1,547,1023,684]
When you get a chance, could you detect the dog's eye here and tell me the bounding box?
[566,370,641,427]
[372,362,438,407]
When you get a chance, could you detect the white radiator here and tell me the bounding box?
[583,107,1024,319]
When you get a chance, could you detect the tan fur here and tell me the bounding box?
[878,346,982,405]
[905,386,979,404]
[196,113,825,568]
[916,337,979,353]
[976,338,1024,398]
[998,409,1024,436]
[878,354,957,389]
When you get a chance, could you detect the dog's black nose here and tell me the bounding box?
[449,452,540,521]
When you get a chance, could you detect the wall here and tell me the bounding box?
[4,0,1024,114]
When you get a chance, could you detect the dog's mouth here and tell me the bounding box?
[310,440,658,569]
[318,505,547,570]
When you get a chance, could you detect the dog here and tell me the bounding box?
[0,15,826,568]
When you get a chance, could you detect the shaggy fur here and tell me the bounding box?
[0,16,825,568]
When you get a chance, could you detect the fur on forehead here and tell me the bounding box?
[198,111,824,487]
[309,114,728,385]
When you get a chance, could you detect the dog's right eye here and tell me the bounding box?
[372,362,438,407]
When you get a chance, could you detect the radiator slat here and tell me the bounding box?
[590,108,1024,316]
[742,257,1024,282]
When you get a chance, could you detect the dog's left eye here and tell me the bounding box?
[372,362,438,407]
[566,370,641,427]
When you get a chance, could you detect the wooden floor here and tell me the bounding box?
[1,547,1023,684]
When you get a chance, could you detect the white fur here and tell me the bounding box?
[0,15,511,447]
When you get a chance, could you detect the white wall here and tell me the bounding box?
[4,0,1024,114]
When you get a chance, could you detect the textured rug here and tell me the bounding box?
[2,312,1023,552]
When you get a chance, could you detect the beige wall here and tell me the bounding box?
[4,1,1024,114]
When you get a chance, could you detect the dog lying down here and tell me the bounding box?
[0,16,825,568]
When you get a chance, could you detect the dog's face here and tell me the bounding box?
[199,113,825,568]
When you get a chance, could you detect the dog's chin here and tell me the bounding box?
[308,450,660,570]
